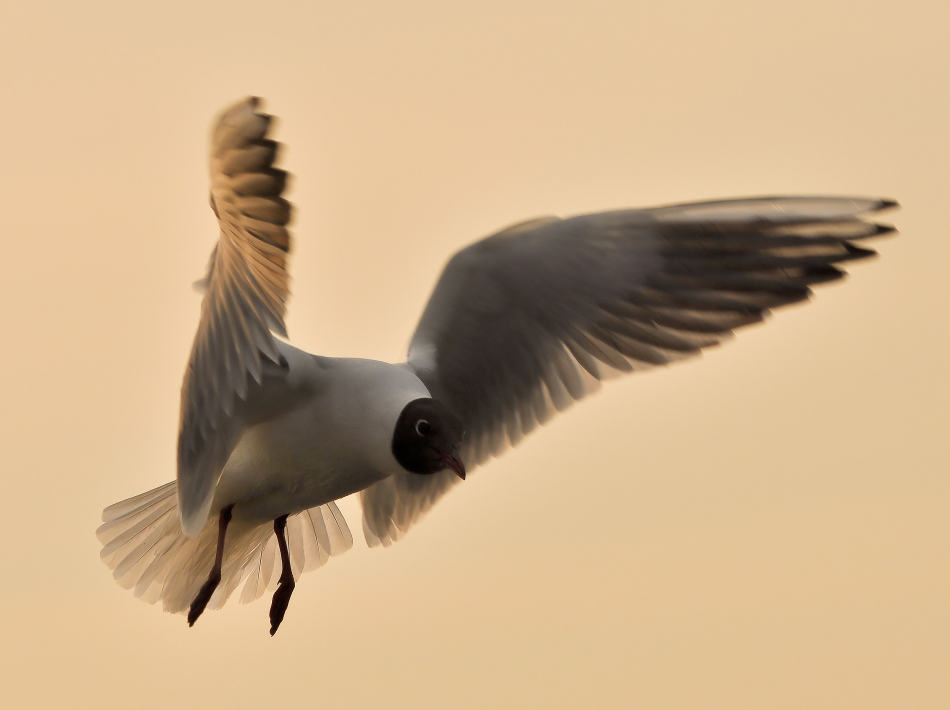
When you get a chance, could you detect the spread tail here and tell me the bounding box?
[97,482,352,614]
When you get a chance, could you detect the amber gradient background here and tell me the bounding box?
[1,2,947,708]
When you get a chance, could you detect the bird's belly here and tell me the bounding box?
[211,416,391,523]
[227,465,388,523]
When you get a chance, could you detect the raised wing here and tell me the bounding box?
[360,196,897,545]
[177,97,294,537]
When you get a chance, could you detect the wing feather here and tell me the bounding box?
[360,196,897,544]
[177,98,294,538]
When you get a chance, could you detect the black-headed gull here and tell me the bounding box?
[98,97,897,635]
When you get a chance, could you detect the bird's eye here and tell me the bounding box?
[415,419,431,437]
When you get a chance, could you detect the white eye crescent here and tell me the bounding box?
[415,419,431,436]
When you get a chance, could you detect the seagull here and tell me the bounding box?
[98,97,897,635]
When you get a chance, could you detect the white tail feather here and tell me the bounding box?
[98,482,353,614]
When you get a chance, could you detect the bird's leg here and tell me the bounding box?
[269,514,295,636]
[187,504,233,627]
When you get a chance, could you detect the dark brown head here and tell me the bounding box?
[391,398,466,479]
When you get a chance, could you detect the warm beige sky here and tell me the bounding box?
[1,1,947,708]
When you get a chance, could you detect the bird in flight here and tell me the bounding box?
[98,97,897,635]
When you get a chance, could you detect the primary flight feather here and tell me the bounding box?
[98,97,897,634]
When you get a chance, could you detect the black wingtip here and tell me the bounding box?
[844,243,878,259]
[878,199,900,211]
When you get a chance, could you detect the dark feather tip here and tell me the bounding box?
[844,243,878,258]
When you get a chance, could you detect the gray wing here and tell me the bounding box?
[360,196,897,545]
[177,97,293,537]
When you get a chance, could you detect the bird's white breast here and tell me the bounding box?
[212,354,431,522]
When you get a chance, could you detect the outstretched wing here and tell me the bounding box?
[360,196,897,545]
[177,97,294,537]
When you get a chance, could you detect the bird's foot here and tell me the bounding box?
[187,571,221,627]
[269,575,295,636]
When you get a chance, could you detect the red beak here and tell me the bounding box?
[440,452,466,480]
